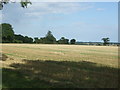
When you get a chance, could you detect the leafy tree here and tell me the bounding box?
[34,31,57,44]
[20,0,32,8]
[24,36,33,43]
[14,34,24,43]
[58,37,65,44]
[70,39,76,44]
[58,37,69,44]
[45,31,56,44]
[102,37,110,45]
[0,0,31,10]
[1,23,14,43]
[64,39,69,44]
[34,37,40,44]
[39,37,46,44]
[14,34,33,43]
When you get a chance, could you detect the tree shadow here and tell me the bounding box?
[2,59,119,88]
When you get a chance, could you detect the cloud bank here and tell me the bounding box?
[25,3,93,16]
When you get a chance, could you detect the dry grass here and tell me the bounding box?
[1,44,119,88]
[2,44,118,68]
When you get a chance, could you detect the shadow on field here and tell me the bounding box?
[0,54,8,61]
[2,59,118,88]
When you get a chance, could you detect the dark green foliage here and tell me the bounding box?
[0,0,32,10]
[34,37,40,43]
[13,40,23,43]
[44,31,56,44]
[0,23,33,43]
[39,37,47,44]
[70,39,76,44]
[58,37,69,44]
[20,0,32,8]
[23,36,33,43]
[0,0,9,10]
[14,34,24,43]
[1,23,14,43]
[1,23,58,44]
[14,34,33,43]
[0,23,77,45]
[34,31,56,44]
[102,38,110,46]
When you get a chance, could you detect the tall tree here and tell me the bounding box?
[45,31,56,44]
[1,23,14,43]
[70,39,76,44]
[34,37,39,43]
[102,37,110,45]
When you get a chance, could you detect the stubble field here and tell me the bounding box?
[1,44,119,88]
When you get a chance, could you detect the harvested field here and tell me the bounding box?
[1,44,119,88]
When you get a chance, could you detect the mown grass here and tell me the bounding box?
[2,44,118,67]
[1,44,119,88]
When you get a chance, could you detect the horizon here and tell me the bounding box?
[1,2,118,42]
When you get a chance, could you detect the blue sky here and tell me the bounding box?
[1,2,118,42]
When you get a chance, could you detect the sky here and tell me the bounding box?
[1,2,118,42]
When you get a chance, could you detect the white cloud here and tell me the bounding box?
[25,12,44,16]
[96,8,105,11]
[25,2,93,17]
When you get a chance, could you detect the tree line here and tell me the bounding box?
[0,23,76,44]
